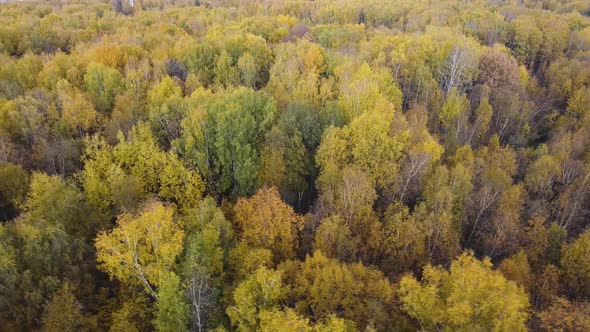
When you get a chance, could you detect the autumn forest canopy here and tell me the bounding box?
[1,0,590,330]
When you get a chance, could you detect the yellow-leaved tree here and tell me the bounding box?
[226,266,285,331]
[280,251,396,330]
[233,187,303,263]
[398,251,529,331]
[95,200,184,300]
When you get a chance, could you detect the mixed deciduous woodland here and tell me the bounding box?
[1,0,590,330]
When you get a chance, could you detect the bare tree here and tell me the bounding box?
[112,0,135,15]
[187,267,217,332]
[112,0,123,13]
[439,46,477,95]
[399,149,435,202]
[466,185,502,245]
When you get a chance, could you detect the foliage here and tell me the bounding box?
[95,200,184,299]
[1,0,590,330]
[561,228,590,299]
[281,251,395,330]
[41,283,85,332]
[233,187,303,262]
[84,62,123,114]
[399,252,529,331]
[227,266,285,331]
[154,272,190,332]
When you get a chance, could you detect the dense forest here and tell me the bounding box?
[1,0,590,330]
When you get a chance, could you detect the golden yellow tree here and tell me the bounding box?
[233,187,303,262]
[95,200,184,299]
[399,252,529,331]
[281,251,395,330]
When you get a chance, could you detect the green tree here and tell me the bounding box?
[259,125,309,200]
[84,62,123,114]
[181,41,219,87]
[510,16,543,68]
[226,266,285,331]
[258,102,322,205]
[154,272,189,332]
[146,77,187,144]
[180,198,234,331]
[24,173,95,237]
[177,88,276,196]
[0,220,88,331]
[214,50,238,88]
